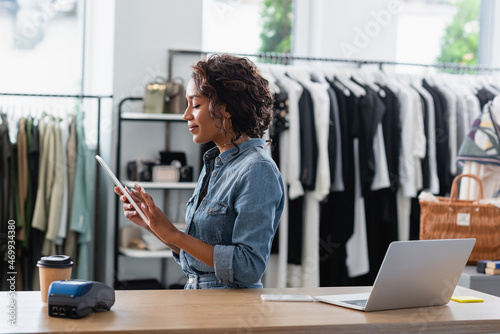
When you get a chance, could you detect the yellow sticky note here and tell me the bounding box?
[451,296,484,303]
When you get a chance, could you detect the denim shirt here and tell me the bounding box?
[173,138,285,289]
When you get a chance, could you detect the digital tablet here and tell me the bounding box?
[95,155,148,224]
[261,294,314,302]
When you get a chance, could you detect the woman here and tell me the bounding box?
[115,54,285,289]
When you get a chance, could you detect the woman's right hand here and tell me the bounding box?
[114,186,150,230]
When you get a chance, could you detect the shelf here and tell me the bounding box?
[119,247,173,258]
[123,180,197,189]
[115,97,196,289]
[121,112,186,121]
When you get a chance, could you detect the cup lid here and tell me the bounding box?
[37,255,74,268]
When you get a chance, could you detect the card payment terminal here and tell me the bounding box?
[47,280,115,319]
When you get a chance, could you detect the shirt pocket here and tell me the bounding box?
[196,198,228,245]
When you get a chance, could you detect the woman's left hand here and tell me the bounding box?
[132,183,181,245]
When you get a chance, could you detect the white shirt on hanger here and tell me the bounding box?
[261,65,303,288]
[56,115,70,244]
[394,82,418,198]
[270,66,305,200]
[432,78,458,176]
[307,71,332,201]
[285,67,331,288]
[326,75,345,192]
[464,87,482,128]
[346,139,370,277]
[408,85,426,192]
[370,122,391,191]
[348,69,391,192]
[390,79,425,241]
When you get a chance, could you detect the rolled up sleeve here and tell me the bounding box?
[213,244,235,283]
[213,160,284,286]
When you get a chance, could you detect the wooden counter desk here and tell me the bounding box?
[2,286,500,333]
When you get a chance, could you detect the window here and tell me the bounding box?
[202,0,293,54]
[395,0,480,67]
[0,0,84,94]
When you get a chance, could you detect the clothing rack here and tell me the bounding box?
[167,48,500,289]
[0,92,113,281]
[167,49,500,80]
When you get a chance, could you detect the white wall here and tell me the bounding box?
[294,0,401,61]
[84,1,115,96]
[202,0,262,53]
[396,2,455,65]
[83,0,116,284]
[101,0,204,287]
[479,0,500,68]
[112,1,202,101]
[0,0,83,94]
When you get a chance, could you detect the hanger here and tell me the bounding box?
[319,66,335,80]
[423,71,439,87]
[470,75,483,92]
[268,63,287,79]
[285,65,313,86]
[372,66,388,86]
[458,74,479,94]
[330,75,351,97]
[1,111,8,128]
[480,75,500,94]
[334,68,365,97]
[380,64,414,93]
[488,75,500,91]
[357,67,386,98]
[435,73,454,92]
[259,65,280,94]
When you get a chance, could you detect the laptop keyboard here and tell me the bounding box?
[343,299,368,307]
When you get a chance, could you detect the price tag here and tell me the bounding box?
[457,213,470,226]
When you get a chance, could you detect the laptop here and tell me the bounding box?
[314,238,475,312]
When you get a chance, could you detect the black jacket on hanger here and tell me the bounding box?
[270,81,289,254]
[0,113,14,291]
[325,86,338,190]
[319,81,356,287]
[355,85,386,197]
[270,80,289,169]
[297,84,318,190]
[422,79,451,195]
[288,83,317,265]
[417,92,431,191]
[26,120,40,290]
[377,84,401,191]
[362,85,400,284]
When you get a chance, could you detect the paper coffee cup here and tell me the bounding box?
[37,255,73,303]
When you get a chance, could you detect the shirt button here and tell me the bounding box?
[212,172,216,176]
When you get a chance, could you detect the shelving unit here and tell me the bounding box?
[114,96,197,289]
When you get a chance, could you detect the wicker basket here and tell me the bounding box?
[419,174,500,264]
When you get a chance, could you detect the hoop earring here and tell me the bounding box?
[223,117,232,131]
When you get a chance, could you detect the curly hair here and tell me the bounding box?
[190,54,274,147]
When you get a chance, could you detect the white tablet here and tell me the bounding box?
[260,294,314,302]
[95,155,148,224]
